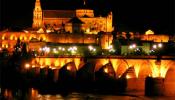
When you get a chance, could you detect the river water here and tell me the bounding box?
[1,88,175,100]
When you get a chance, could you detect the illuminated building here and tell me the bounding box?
[1,1,175,97]
[0,0,174,53]
[33,0,113,33]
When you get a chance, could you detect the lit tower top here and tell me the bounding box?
[76,0,94,17]
[84,0,86,6]
[33,0,43,29]
[35,0,42,10]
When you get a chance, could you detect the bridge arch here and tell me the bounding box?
[116,59,129,78]
[138,60,152,78]
[39,34,46,41]
[164,61,175,96]
[95,62,116,80]
[77,61,96,81]
[59,62,77,81]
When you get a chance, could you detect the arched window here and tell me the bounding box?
[4,36,8,40]
[40,37,43,41]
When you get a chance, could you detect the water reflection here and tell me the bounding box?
[2,88,175,100]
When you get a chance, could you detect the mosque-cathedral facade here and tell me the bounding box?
[0,0,174,53]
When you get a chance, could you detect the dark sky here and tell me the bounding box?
[0,0,175,34]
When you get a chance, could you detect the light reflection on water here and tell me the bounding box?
[2,88,175,100]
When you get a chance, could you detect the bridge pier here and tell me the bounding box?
[145,77,165,96]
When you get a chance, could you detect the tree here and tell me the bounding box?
[112,30,116,40]
[112,38,121,55]
[126,32,131,40]
[14,38,21,56]
[112,31,121,55]
[97,31,104,45]
[21,42,29,59]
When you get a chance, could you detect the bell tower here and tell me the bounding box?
[32,0,42,29]
[107,11,113,32]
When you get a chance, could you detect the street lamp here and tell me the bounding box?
[25,63,30,69]
[158,43,162,48]
[153,44,157,49]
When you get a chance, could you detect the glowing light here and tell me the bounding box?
[51,67,56,70]
[37,28,44,33]
[86,28,90,33]
[148,74,151,77]
[24,30,29,33]
[2,36,5,40]
[126,75,131,79]
[39,59,44,66]
[132,44,136,48]
[32,65,35,68]
[40,66,44,69]
[110,59,120,72]
[74,58,80,70]
[129,44,136,49]
[134,63,141,78]
[46,29,51,33]
[88,45,96,52]
[153,44,157,49]
[68,47,72,51]
[108,45,115,52]
[62,48,65,51]
[150,60,171,78]
[108,45,113,49]
[129,45,133,49]
[104,68,108,73]
[60,58,65,67]
[101,59,109,66]
[31,88,38,98]
[73,46,77,50]
[53,48,58,53]
[42,47,50,53]
[25,64,30,69]
[158,43,163,48]
[2,44,8,48]
[45,58,51,66]
[54,60,59,67]
[58,47,62,50]
[45,47,50,53]
[67,66,71,70]
[10,36,13,40]
[160,65,170,78]
[145,29,154,35]
[88,45,93,51]
[39,48,42,51]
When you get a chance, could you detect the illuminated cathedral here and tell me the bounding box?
[0,0,173,54]
[33,0,113,34]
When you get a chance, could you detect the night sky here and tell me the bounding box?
[0,0,174,34]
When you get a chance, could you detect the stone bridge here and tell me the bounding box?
[28,56,175,96]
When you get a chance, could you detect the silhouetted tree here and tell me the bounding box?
[97,31,104,45]
[112,38,121,55]
[14,38,21,55]
[112,31,121,55]
[126,32,131,40]
[112,30,116,40]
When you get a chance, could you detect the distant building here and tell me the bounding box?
[0,0,174,54]
[33,0,113,34]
